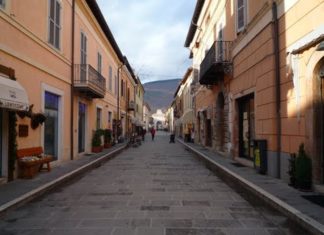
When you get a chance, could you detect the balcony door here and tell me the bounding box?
[80,32,87,81]
[217,25,223,61]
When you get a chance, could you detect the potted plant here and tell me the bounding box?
[104,129,112,148]
[288,153,296,187]
[91,130,103,153]
[295,143,312,191]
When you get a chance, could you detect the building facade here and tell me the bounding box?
[185,0,324,184]
[0,0,140,182]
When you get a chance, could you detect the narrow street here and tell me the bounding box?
[0,133,303,235]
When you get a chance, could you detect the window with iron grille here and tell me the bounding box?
[236,0,246,32]
[48,0,61,49]
[0,0,5,9]
[109,66,112,91]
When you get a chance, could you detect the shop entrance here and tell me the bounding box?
[206,119,212,147]
[0,109,2,176]
[44,91,59,161]
[238,94,255,160]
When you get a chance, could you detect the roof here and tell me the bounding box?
[85,0,124,62]
[173,67,193,98]
[123,56,137,83]
[184,0,205,47]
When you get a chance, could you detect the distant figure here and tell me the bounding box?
[191,129,195,143]
[142,128,146,141]
[151,128,156,141]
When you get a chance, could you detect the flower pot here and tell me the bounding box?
[92,146,103,153]
[104,143,111,148]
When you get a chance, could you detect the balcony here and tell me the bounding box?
[128,100,135,111]
[74,64,106,98]
[199,41,232,85]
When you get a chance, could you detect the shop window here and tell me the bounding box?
[44,91,60,160]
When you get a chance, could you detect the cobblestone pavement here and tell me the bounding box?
[0,133,305,235]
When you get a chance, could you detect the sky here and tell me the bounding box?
[97,0,196,84]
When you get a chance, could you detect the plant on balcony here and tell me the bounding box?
[295,143,312,191]
[91,129,103,153]
[104,129,112,148]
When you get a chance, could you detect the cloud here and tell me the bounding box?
[97,0,195,83]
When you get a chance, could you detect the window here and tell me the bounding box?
[121,80,124,97]
[44,91,60,160]
[108,111,112,123]
[48,0,61,49]
[97,53,102,74]
[80,32,87,64]
[108,66,112,91]
[96,107,102,130]
[115,75,118,95]
[0,0,5,9]
[236,0,246,32]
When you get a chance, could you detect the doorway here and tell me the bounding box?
[0,109,2,176]
[78,102,86,153]
[216,92,225,151]
[206,119,212,147]
[44,91,60,160]
[238,94,255,160]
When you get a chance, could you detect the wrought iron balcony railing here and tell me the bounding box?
[199,41,233,85]
[74,64,106,98]
[128,100,135,111]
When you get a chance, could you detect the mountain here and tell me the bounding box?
[144,79,181,112]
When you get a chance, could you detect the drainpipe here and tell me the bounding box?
[70,0,75,160]
[272,1,281,178]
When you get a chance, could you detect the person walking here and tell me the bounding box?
[151,127,156,141]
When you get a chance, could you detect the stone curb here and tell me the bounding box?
[178,139,324,235]
[0,145,127,217]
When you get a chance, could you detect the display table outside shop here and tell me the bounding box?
[17,147,53,179]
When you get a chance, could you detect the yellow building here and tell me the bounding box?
[0,0,138,182]
[186,0,324,184]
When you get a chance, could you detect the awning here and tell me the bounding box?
[0,76,29,111]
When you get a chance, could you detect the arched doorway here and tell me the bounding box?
[215,92,225,151]
[313,58,324,183]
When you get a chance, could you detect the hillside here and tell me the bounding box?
[144,79,181,112]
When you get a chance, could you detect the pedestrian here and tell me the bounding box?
[191,128,195,143]
[151,127,156,141]
[142,128,146,141]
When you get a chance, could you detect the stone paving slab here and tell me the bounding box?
[0,133,308,235]
[0,143,126,216]
[179,138,324,234]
